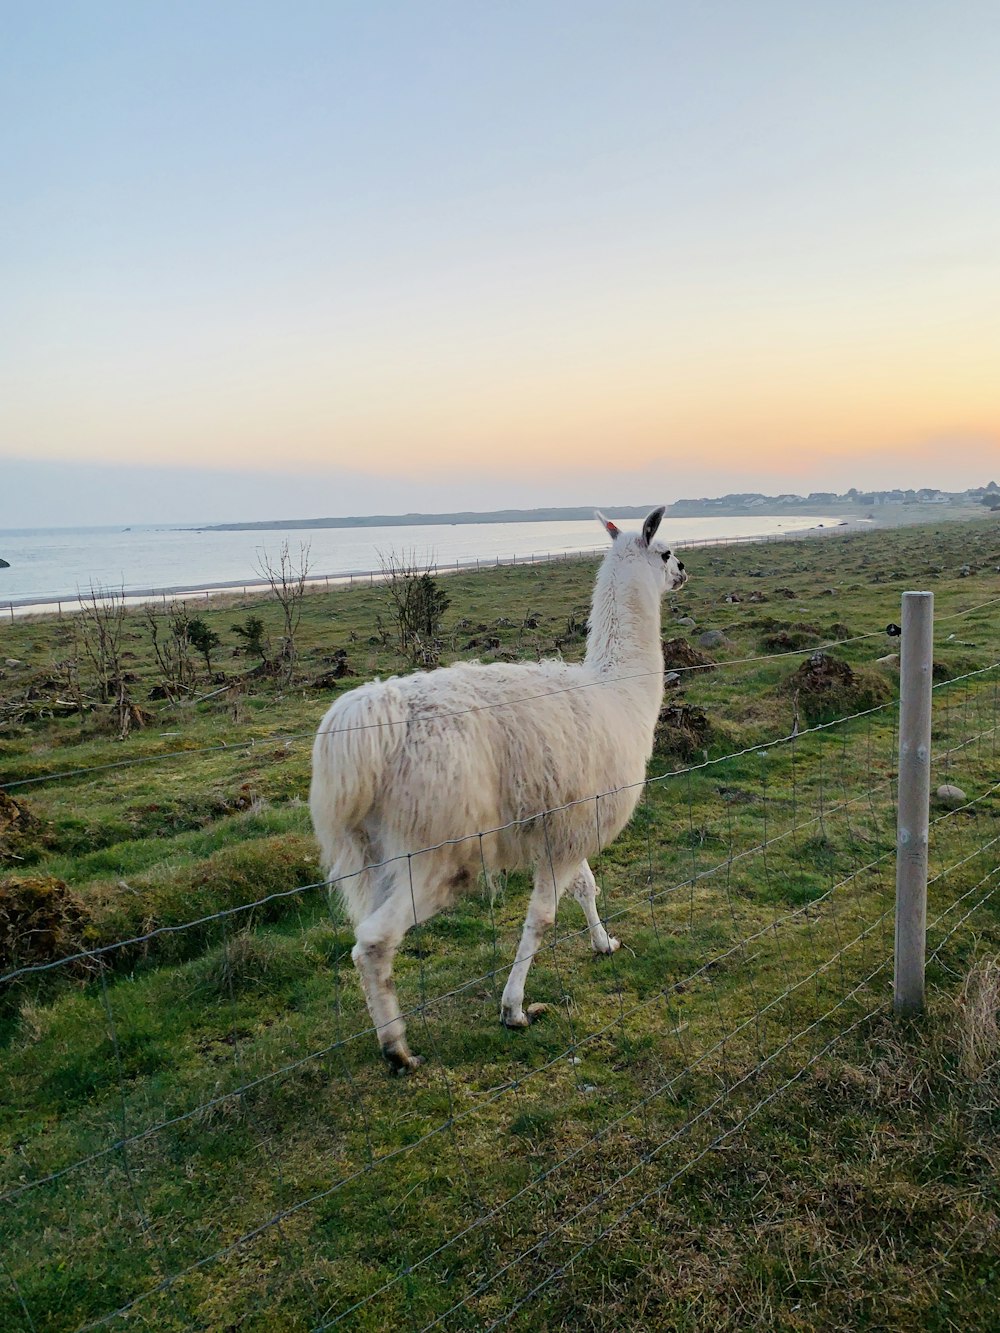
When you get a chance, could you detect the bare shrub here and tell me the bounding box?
[78,584,128,704]
[79,584,147,737]
[255,541,311,681]
[377,550,450,665]
[144,602,198,698]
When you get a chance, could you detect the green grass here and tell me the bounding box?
[1,515,1000,1329]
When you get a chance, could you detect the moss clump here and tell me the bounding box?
[0,873,92,973]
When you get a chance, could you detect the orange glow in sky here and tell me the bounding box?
[3,3,1000,523]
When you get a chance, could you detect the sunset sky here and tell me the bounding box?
[3,2,999,525]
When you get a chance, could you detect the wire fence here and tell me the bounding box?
[1,595,999,1329]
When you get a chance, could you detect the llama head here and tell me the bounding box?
[596,507,688,593]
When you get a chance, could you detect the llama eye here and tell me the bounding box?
[661,550,671,562]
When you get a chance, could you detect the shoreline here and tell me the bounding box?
[2,505,989,621]
[2,520,853,620]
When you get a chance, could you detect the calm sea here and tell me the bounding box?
[0,513,827,610]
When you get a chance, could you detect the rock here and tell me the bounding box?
[698,630,728,650]
[675,616,697,627]
[959,564,972,577]
[935,784,967,810]
[724,592,742,604]
[0,558,9,568]
[664,671,682,687]
[4,659,23,668]
[876,653,900,668]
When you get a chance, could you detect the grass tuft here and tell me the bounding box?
[956,955,1000,1079]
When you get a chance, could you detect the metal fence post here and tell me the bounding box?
[894,590,934,1016]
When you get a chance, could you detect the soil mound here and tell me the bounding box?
[654,704,714,759]
[0,791,41,865]
[788,652,893,723]
[0,874,92,973]
[661,638,716,672]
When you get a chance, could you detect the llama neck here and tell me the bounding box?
[584,558,664,687]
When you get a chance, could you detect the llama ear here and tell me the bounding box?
[641,506,666,547]
[595,510,620,541]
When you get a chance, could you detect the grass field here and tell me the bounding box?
[2,515,1000,1331]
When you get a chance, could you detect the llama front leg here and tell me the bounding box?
[501,862,573,1028]
[569,861,621,955]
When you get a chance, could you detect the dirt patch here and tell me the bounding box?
[0,874,93,974]
[661,638,716,672]
[653,704,715,759]
[787,652,894,723]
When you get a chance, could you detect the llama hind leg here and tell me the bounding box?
[351,858,460,1073]
[501,862,574,1029]
[569,861,621,956]
[351,869,434,1073]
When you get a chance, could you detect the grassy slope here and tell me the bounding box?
[1,517,999,1331]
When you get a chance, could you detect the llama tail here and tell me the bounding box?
[309,681,406,927]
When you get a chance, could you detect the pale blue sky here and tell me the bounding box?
[3,2,999,525]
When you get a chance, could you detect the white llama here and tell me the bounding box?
[310,508,688,1071]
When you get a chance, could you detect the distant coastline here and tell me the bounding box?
[195,495,987,534]
[196,505,656,532]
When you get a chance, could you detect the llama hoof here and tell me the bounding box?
[502,1005,530,1029]
[596,937,621,956]
[502,1001,548,1030]
[382,1044,424,1075]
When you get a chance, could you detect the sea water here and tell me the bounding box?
[0,513,827,609]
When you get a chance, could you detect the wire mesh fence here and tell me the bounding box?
[1,594,998,1329]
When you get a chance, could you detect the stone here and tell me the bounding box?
[935,784,967,810]
[4,658,23,668]
[675,616,697,627]
[697,630,728,650]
